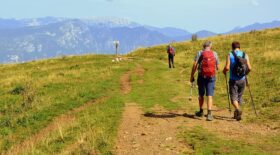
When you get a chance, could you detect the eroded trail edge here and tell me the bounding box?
[115,65,190,155]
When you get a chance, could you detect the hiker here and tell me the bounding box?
[190,41,220,121]
[223,41,252,121]
[167,44,175,68]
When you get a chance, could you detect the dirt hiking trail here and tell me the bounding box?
[116,65,191,154]
[115,65,279,155]
[115,103,191,155]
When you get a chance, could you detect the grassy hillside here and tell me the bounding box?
[0,55,136,154]
[0,28,279,154]
[130,28,280,124]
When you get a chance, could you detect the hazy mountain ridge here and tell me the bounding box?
[227,20,280,34]
[0,18,173,63]
[0,17,187,63]
[0,17,279,63]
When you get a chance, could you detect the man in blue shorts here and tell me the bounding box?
[190,41,220,121]
[223,41,252,121]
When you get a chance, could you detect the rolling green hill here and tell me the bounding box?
[0,28,279,154]
[130,27,280,124]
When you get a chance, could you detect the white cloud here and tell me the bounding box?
[251,0,260,6]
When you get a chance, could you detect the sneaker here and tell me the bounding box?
[235,110,242,121]
[195,110,204,117]
[206,114,214,121]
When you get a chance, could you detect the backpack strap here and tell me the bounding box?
[242,52,246,58]
[198,51,203,63]
[231,51,238,61]
[232,51,246,59]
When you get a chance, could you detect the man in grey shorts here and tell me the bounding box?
[223,41,252,121]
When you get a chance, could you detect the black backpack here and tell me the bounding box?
[232,51,250,78]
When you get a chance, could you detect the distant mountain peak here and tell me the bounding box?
[0,17,280,63]
[226,20,280,34]
[81,17,140,28]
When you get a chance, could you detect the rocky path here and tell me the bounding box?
[114,64,279,155]
[115,65,191,155]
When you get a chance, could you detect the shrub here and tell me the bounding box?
[21,82,36,108]
[11,82,37,108]
[250,29,257,34]
[10,85,25,95]
[192,34,198,42]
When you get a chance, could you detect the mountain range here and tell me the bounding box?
[0,17,280,63]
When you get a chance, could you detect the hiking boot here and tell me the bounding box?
[235,110,242,121]
[206,114,214,121]
[233,110,238,119]
[195,110,204,117]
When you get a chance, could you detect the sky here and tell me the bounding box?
[0,0,279,33]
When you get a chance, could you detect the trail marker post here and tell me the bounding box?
[113,41,120,58]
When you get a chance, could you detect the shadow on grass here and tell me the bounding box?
[213,115,236,122]
[144,112,236,122]
[143,112,201,120]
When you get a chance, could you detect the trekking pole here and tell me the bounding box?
[245,77,258,116]
[188,82,194,101]
[225,74,232,113]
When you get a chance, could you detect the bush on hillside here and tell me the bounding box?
[10,85,25,95]
[250,29,257,34]
[192,34,198,42]
[11,82,37,109]
[21,82,36,108]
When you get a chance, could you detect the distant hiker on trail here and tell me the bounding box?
[223,41,252,121]
[190,41,220,121]
[167,44,175,68]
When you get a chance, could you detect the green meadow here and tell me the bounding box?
[0,28,279,154]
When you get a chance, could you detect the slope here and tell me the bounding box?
[0,28,279,154]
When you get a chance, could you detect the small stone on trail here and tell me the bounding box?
[133,144,140,149]
[166,137,173,141]
[141,133,146,136]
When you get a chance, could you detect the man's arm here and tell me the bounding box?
[190,51,201,82]
[246,54,252,72]
[215,52,220,71]
[223,54,230,75]
[190,61,198,82]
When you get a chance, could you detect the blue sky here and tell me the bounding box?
[0,0,279,33]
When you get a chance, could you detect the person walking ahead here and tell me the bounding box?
[223,41,252,121]
[167,44,175,68]
[190,41,220,121]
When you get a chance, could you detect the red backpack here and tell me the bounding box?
[199,51,216,78]
[168,47,174,55]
